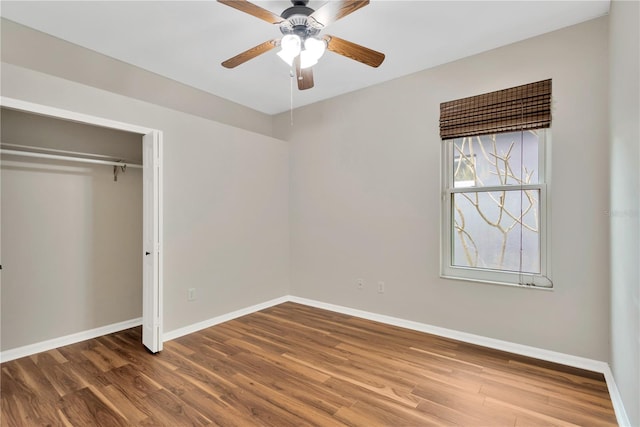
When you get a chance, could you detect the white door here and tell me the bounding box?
[142,131,162,352]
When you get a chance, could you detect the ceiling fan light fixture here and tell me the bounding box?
[299,50,318,69]
[277,50,296,66]
[299,37,326,69]
[218,0,385,88]
[304,37,326,59]
[277,34,301,66]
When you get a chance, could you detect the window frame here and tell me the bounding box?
[440,129,552,288]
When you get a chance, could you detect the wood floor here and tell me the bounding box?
[1,302,618,426]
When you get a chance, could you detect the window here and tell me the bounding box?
[440,80,552,287]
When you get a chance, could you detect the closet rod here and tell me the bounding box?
[1,143,140,162]
[0,149,143,169]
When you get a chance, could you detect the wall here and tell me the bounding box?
[1,108,142,161]
[1,108,143,350]
[0,62,290,342]
[0,19,274,138]
[609,0,640,424]
[274,17,611,361]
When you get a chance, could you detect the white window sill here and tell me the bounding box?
[440,274,554,291]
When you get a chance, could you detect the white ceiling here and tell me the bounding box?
[1,1,609,115]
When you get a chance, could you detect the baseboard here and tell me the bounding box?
[288,295,631,427]
[162,296,289,342]
[0,317,142,363]
[602,365,633,427]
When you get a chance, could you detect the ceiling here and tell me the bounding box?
[1,1,609,115]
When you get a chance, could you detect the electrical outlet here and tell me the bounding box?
[188,288,196,301]
[377,281,385,294]
[357,278,364,290]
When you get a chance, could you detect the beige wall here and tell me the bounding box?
[1,109,143,350]
[609,0,640,424]
[0,62,291,343]
[1,108,142,161]
[274,17,611,361]
[0,19,274,138]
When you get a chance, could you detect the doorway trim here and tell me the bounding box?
[0,96,164,354]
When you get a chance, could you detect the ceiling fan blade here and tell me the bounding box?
[295,56,314,90]
[324,35,385,68]
[308,0,369,29]
[217,0,284,25]
[221,39,278,68]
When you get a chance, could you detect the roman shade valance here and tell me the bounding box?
[439,79,552,139]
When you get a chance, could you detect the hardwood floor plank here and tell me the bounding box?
[1,302,618,426]
[59,386,129,427]
[230,351,355,412]
[99,384,151,425]
[171,357,239,397]
[29,352,88,398]
[216,382,319,427]
[515,412,562,426]
[282,351,421,408]
[478,370,617,425]
[327,377,449,426]
[335,401,445,427]
[141,388,212,426]
[56,345,107,380]
[507,359,610,394]
[80,346,126,373]
[157,380,258,427]
[475,365,615,407]
[1,393,60,427]
[2,358,60,403]
[478,381,613,426]
[216,348,343,405]
[548,395,621,425]
[236,343,332,384]
[230,372,347,426]
[483,396,582,427]
[94,364,163,400]
[415,397,498,426]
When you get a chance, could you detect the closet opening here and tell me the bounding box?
[0,98,163,360]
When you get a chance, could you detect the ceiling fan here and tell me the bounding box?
[218,0,385,90]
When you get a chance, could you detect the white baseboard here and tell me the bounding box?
[603,365,633,427]
[288,295,631,427]
[0,317,142,363]
[162,296,289,342]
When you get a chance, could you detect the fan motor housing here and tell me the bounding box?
[279,1,320,38]
[280,5,313,19]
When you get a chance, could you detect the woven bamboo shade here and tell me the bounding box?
[440,79,551,139]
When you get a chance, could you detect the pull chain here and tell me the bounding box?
[290,68,294,126]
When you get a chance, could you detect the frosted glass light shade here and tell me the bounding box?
[300,37,326,69]
[277,50,296,66]
[277,34,301,66]
[304,37,326,59]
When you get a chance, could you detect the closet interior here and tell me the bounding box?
[1,107,144,352]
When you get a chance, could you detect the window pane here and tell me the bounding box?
[452,190,540,273]
[452,131,539,188]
